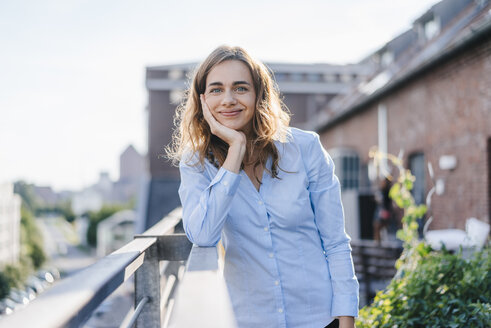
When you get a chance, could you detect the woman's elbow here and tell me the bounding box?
[184,228,220,247]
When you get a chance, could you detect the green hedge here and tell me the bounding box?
[357,245,490,327]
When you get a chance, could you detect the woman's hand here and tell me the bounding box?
[200,94,246,147]
[200,94,246,173]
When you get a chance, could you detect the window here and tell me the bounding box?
[409,152,425,205]
[381,51,394,67]
[330,148,361,191]
[340,74,352,83]
[424,18,440,40]
[290,73,304,82]
[273,72,288,81]
[323,74,336,83]
[306,73,322,82]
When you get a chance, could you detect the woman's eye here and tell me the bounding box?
[235,86,248,92]
[209,88,221,93]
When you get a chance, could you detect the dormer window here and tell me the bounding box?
[416,12,441,42]
[381,51,394,67]
[424,17,440,40]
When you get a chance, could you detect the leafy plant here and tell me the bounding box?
[357,246,490,327]
[356,149,490,327]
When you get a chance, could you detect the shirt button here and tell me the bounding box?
[268,253,274,258]
[258,200,263,205]
[278,308,283,313]
[264,227,269,232]
[223,181,229,186]
[274,280,279,286]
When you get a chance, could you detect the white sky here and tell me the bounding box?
[0,0,437,192]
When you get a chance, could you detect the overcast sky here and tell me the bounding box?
[0,0,437,192]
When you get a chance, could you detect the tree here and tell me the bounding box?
[13,181,41,213]
[0,271,10,299]
[20,206,46,270]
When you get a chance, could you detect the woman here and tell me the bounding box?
[168,46,359,328]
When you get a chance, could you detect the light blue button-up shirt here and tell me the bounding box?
[179,128,359,328]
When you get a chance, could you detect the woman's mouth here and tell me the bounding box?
[219,109,243,117]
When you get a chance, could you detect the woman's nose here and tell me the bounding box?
[221,90,237,106]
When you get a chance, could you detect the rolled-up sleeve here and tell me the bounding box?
[179,159,241,246]
[304,133,359,317]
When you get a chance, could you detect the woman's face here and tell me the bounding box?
[203,60,256,136]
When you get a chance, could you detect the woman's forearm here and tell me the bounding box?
[222,140,246,173]
[338,316,355,328]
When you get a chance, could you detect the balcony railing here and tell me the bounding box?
[0,207,237,328]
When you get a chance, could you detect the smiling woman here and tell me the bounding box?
[166,46,359,328]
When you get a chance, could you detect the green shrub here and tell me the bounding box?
[0,271,10,299]
[20,206,46,270]
[357,246,490,327]
[1,258,31,290]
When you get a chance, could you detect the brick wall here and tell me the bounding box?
[320,37,491,230]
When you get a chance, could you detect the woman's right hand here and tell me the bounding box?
[200,94,246,147]
[200,94,246,173]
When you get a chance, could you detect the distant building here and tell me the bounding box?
[72,187,104,216]
[0,182,21,266]
[316,0,491,237]
[120,145,145,181]
[71,145,145,215]
[143,60,371,229]
[96,210,135,257]
[113,145,145,204]
[93,171,113,199]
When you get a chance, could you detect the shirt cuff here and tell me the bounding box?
[331,293,359,318]
[209,167,241,196]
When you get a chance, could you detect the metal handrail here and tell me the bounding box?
[121,296,150,328]
[0,207,184,328]
[0,207,237,328]
[166,245,238,328]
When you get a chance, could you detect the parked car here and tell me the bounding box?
[8,288,30,306]
[47,267,61,280]
[36,270,54,284]
[26,276,45,294]
[24,286,36,301]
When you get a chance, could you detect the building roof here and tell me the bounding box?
[316,0,491,132]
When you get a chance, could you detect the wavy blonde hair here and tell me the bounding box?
[167,45,290,181]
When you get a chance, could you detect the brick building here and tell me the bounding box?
[316,0,491,236]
